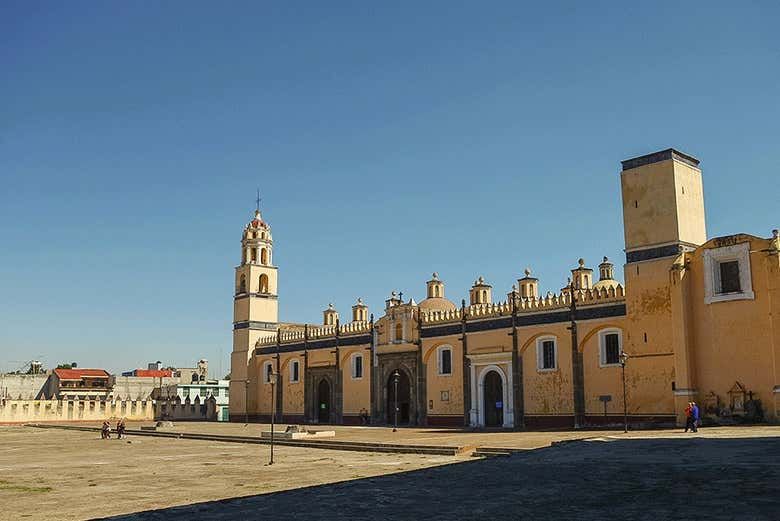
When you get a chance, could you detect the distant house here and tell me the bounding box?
[162,379,230,421]
[121,369,173,378]
[45,368,112,400]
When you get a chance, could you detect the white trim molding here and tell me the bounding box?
[703,242,755,304]
[466,352,514,428]
[536,336,558,372]
[350,352,364,380]
[437,345,454,376]
[289,359,300,383]
[598,328,623,368]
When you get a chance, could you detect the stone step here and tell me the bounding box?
[26,423,464,456]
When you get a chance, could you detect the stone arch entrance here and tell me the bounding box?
[386,370,411,425]
[482,370,504,427]
[317,378,331,424]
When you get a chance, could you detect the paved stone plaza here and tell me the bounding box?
[0,424,778,520]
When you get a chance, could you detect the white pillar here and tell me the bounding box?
[469,363,478,427]
[505,362,514,428]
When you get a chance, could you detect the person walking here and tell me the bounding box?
[691,402,700,433]
[116,419,126,439]
[101,420,111,439]
[683,402,693,432]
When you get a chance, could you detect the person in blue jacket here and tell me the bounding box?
[690,402,700,432]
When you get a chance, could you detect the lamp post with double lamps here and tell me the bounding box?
[619,352,630,433]
[392,370,400,432]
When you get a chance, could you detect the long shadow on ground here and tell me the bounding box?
[99,436,780,521]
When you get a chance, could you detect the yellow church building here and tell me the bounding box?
[230,148,780,428]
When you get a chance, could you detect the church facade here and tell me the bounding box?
[230,148,780,428]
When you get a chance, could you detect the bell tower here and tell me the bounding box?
[620,148,707,418]
[230,203,279,420]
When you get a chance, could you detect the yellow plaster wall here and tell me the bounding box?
[280,354,304,415]
[672,161,707,246]
[519,324,573,415]
[579,321,674,416]
[621,160,681,250]
[340,347,371,414]
[423,336,463,417]
[686,237,779,420]
[624,258,676,356]
[251,354,275,415]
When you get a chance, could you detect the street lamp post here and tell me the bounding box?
[392,370,400,432]
[244,378,250,425]
[620,352,629,433]
[269,371,277,465]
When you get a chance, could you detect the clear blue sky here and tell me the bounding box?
[1,2,778,375]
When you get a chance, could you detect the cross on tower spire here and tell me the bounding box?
[255,188,261,213]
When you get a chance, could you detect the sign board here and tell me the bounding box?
[599,395,612,403]
[495,401,503,409]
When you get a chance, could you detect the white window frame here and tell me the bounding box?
[536,336,557,372]
[263,361,273,384]
[703,242,754,304]
[289,359,300,383]
[599,329,623,368]
[350,353,364,380]
[437,345,453,376]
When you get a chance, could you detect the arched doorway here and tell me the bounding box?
[386,370,411,425]
[317,379,331,424]
[483,370,504,427]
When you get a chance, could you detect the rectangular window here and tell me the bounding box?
[353,355,363,379]
[542,340,556,369]
[265,363,272,383]
[290,361,299,382]
[440,349,452,375]
[718,261,741,294]
[604,333,621,365]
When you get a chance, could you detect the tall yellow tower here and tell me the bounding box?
[621,148,706,257]
[230,206,279,420]
[620,148,706,413]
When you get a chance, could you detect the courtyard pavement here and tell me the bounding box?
[106,432,780,521]
[1,424,777,520]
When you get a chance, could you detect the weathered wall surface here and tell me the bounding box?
[155,398,217,421]
[0,398,154,423]
[686,236,779,422]
[0,374,49,400]
[111,376,180,400]
[423,334,463,420]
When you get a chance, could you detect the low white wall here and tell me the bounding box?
[0,398,155,423]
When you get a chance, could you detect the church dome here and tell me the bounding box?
[419,272,456,312]
[592,278,619,291]
[418,296,457,312]
[592,256,618,291]
[248,209,269,230]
